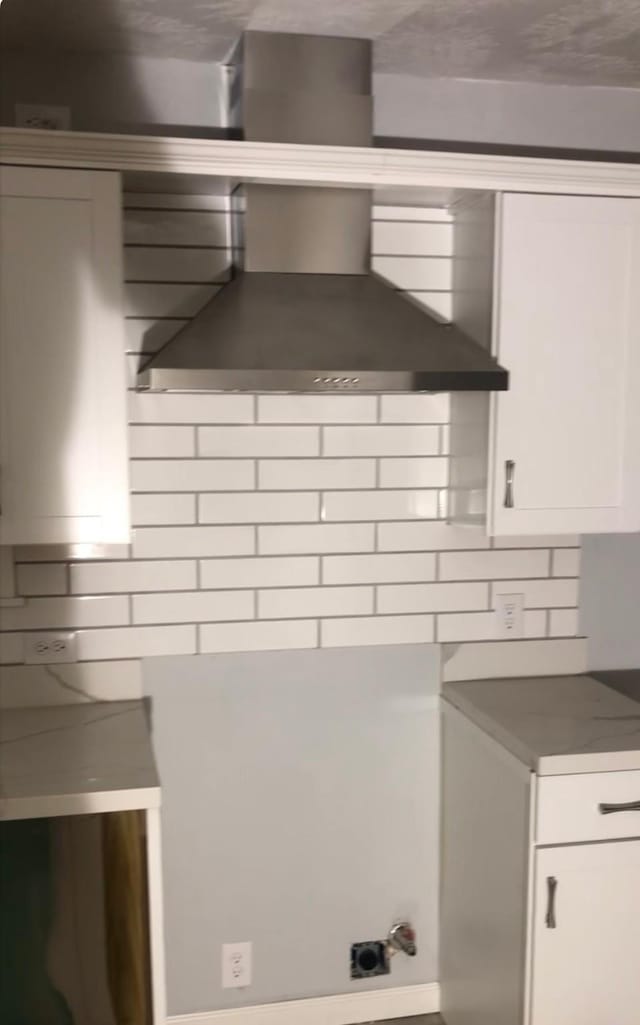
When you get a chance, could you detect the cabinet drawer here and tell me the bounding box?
[536,770,640,844]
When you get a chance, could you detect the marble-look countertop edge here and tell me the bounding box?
[442,678,640,776]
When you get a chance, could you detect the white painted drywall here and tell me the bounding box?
[580,534,640,669]
[2,50,640,151]
[144,644,440,1016]
[375,74,640,151]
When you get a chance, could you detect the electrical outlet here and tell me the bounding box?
[222,942,252,989]
[24,632,78,665]
[494,593,524,639]
[15,103,71,131]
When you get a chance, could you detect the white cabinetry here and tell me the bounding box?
[0,166,129,544]
[530,841,640,1025]
[451,192,640,535]
[441,701,640,1025]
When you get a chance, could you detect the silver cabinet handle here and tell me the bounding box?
[598,800,640,815]
[504,460,515,508]
[545,876,557,929]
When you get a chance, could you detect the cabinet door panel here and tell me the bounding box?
[490,194,640,535]
[530,841,640,1025]
[0,168,129,544]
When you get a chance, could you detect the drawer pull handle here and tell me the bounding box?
[598,800,640,815]
[545,876,557,929]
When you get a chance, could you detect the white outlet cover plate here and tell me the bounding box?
[222,942,252,989]
[24,631,78,665]
[494,593,524,639]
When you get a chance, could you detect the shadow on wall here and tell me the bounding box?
[0,0,228,137]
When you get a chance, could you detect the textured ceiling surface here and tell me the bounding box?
[2,0,640,87]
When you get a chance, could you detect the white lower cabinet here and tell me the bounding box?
[441,703,640,1025]
[530,841,640,1025]
[0,165,129,544]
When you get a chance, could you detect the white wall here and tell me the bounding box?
[375,74,640,151]
[3,50,640,152]
[580,534,640,670]
[144,644,441,1016]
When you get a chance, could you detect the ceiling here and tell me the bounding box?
[2,0,640,87]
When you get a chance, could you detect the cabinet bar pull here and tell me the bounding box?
[598,800,640,815]
[545,876,557,929]
[504,460,515,508]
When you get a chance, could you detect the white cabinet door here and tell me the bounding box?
[530,841,640,1025]
[489,193,640,535]
[0,167,129,544]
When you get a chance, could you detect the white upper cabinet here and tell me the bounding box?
[0,166,129,544]
[451,192,640,535]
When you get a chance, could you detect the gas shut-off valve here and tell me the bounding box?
[387,921,417,958]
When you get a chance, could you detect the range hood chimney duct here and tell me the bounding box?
[138,31,508,393]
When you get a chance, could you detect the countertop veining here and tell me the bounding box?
[443,673,640,774]
[0,699,160,821]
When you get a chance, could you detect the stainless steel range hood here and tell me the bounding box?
[138,31,508,394]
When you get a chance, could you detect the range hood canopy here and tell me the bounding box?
[138,31,508,394]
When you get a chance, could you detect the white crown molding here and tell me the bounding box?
[168,982,440,1025]
[2,128,640,197]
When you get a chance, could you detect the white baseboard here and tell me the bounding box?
[169,982,440,1025]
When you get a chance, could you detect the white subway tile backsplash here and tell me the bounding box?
[1,200,586,667]
[379,458,448,489]
[1,596,129,631]
[322,490,439,522]
[379,394,450,423]
[129,392,254,424]
[129,425,195,458]
[133,526,254,559]
[437,609,546,643]
[200,557,319,590]
[324,425,439,457]
[439,549,550,581]
[133,589,253,624]
[257,395,377,424]
[199,492,319,524]
[131,459,254,493]
[378,582,489,614]
[199,426,319,458]
[377,521,490,552]
[71,560,196,595]
[549,608,580,637]
[0,633,25,664]
[125,319,188,355]
[258,459,375,491]
[373,255,450,291]
[490,578,579,609]
[125,282,220,319]
[323,553,436,585]
[321,614,434,648]
[16,563,67,596]
[77,625,196,660]
[258,586,373,620]
[259,523,375,555]
[494,535,580,549]
[372,220,452,256]
[200,619,317,654]
[131,493,196,526]
[552,548,581,577]
[124,209,229,246]
[124,246,231,283]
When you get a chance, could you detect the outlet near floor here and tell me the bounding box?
[222,942,252,989]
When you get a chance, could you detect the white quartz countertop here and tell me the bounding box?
[0,699,160,820]
[443,674,640,775]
